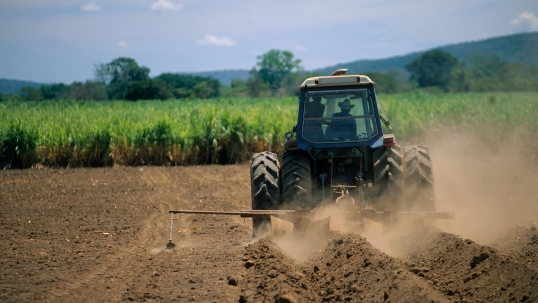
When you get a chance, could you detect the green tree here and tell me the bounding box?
[253,50,303,92]
[466,55,506,92]
[361,70,411,94]
[447,64,472,92]
[468,55,506,78]
[445,55,538,93]
[0,92,24,102]
[40,83,70,100]
[124,79,172,101]
[68,81,108,101]
[406,49,458,89]
[94,57,150,84]
[94,57,150,100]
[20,87,43,101]
[247,69,271,97]
[155,73,220,98]
[20,83,70,101]
[224,79,249,97]
[189,81,214,99]
[505,62,538,92]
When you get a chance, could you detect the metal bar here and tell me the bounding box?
[169,212,174,243]
[169,210,243,215]
[168,209,454,221]
[168,209,305,219]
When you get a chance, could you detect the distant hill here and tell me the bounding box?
[314,32,538,75]
[0,78,43,95]
[3,32,537,90]
[183,32,538,84]
[184,69,250,86]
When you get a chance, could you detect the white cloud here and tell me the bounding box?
[118,40,128,48]
[150,0,183,11]
[510,11,538,31]
[196,34,236,47]
[81,3,102,12]
[295,45,306,52]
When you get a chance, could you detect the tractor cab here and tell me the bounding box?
[286,71,393,153]
[283,70,398,206]
[300,86,379,144]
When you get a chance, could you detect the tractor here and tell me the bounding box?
[250,69,436,234]
[167,69,450,246]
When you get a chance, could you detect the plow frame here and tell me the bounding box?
[167,208,454,245]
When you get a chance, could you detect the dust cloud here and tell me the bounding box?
[425,130,538,244]
[272,234,327,261]
[366,129,538,256]
[268,211,333,261]
[274,129,538,260]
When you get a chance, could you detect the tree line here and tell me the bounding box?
[1,57,221,102]
[375,49,538,94]
[0,50,306,102]
[2,48,538,102]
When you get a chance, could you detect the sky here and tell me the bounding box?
[1,0,537,83]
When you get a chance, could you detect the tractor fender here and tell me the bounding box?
[369,135,385,149]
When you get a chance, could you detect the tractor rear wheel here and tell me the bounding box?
[250,151,280,236]
[402,145,435,211]
[373,144,404,210]
[281,151,312,208]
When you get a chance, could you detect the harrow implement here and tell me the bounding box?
[166,208,454,248]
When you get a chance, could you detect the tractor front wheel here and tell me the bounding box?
[250,151,281,236]
[281,151,312,208]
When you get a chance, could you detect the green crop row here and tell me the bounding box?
[0,98,297,168]
[382,91,538,145]
[1,92,537,169]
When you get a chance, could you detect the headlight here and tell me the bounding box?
[285,132,293,139]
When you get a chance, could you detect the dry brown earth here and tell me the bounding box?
[1,136,537,302]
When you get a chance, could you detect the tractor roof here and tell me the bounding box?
[300,74,374,88]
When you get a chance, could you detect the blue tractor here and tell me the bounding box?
[250,69,436,233]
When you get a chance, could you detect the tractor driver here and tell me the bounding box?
[303,96,325,141]
[325,99,358,141]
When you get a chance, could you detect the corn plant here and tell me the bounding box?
[1,92,537,168]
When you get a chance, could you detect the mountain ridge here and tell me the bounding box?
[314,31,538,75]
[2,32,537,93]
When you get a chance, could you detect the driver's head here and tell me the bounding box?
[338,99,354,111]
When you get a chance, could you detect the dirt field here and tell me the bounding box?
[1,139,537,302]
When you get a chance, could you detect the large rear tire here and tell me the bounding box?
[281,151,312,208]
[250,151,280,236]
[373,144,404,210]
[402,145,435,211]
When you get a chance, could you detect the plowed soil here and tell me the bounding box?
[1,147,537,302]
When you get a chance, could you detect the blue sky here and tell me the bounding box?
[1,0,537,83]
